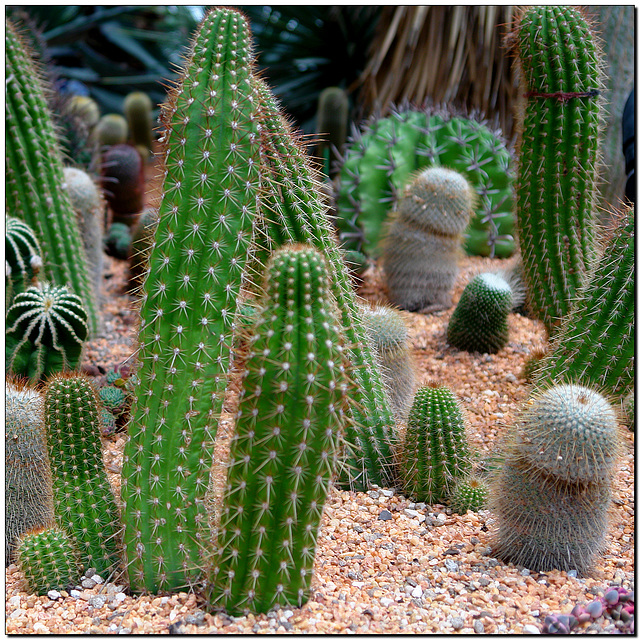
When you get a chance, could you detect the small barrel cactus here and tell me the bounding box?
[382,167,474,311]
[98,384,128,416]
[67,95,100,130]
[104,222,132,260]
[6,283,89,381]
[124,91,154,160]
[449,475,489,514]
[6,216,43,308]
[95,113,128,148]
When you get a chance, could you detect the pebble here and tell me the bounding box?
[9,595,21,607]
[404,509,426,522]
[378,510,393,521]
[380,489,394,498]
[82,578,97,589]
[566,570,578,578]
[114,592,126,603]
[88,595,107,609]
[84,568,97,578]
[451,617,464,630]
[523,624,541,634]
[473,619,485,634]
[444,559,459,572]
[69,590,82,599]
[92,574,104,585]
[380,597,394,607]
[411,585,423,598]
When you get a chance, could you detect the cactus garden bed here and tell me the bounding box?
[5,250,634,634]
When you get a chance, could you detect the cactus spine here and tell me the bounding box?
[449,476,489,515]
[124,91,154,160]
[207,245,349,615]
[5,216,43,308]
[120,7,262,594]
[508,6,602,333]
[6,379,55,564]
[5,19,98,332]
[44,374,122,576]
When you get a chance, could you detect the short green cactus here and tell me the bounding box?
[99,408,117,436]
[315,86,349,177]
[6,216,43,308]
[207,245,350,615]
[104,222,132,260]
[44,374,122,576]
[6,283,89,381]
[95,113,129,147]
[507,6,602,333]
[449,476,488,515]
[399,383,473,504]
[6,379,55,564]
[124,91,154,160]
[382,167,474,311]
[15,527,82,595]
[100,144,145,227]
[67,95,101,129]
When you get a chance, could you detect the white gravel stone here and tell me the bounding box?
[380,597,394,607]
[9,595,21,607]
[411,585,423,598]
[523,624,541,634]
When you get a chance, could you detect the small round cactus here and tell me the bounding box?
[448,475,489,514]
[98,384,128,415]
[104,222,132,260]
[95,113,128,147]
[67,96,100,129]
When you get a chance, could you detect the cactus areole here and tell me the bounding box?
[120,8,262,594]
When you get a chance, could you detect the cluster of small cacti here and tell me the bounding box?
[334,105,516,258]
[382,167,474,311]
[5,216,43,308]
[489,383,621,574]
[100,144,145,227]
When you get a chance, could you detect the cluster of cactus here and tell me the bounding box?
[382,167,474,311]
[56,94,101,169]
[124,91,154,161]
[6,18,98,333]
[100,144,145,227]
[97,369,133,435]
[6,216,43,308]
[507,5,602,334]
[334,105,516,258]
[489,383,621,574]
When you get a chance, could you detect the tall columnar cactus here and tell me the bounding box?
[315,86,349,178]
[6,19,98,332]
[490,384,621,574]
[6,283,89,381]
[207,245,350,615]
[100,144,145,227]
[6,216,43,308]
[254,79,398,491]
[124,91,155,160]
[44,374,122,576]
[120,7,263,594]
[399,383,473,504]
[382,167,474,311]
[15,527,82,596]
[507,6,602,334]
[334,106,515,258]
[533,208,634,399]
[6,379,55,564]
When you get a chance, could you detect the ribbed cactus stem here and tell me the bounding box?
[206,245,349,615]
[5,216,43,308]
[120,7,262,594]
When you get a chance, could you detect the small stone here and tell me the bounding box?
[33,622,49,634]
[281,621,293,631]
[523,624,541,634]
[70,590,82,599]
[92,574,104,585]
[114,592,126,603]
[521,568,530,576]
[184,611,206,626]
[380,597,394,607]
[368,490,380,499]
[566,570,578,578]
[474,620,485,634]
[504,373,517,383]
[436,513,446,523]
[283,610,294,620]
[89,595,107,609]
[84,568,97,578]
[9,595,21,607]
[470,537,480,545]
[451,617,464,630]
[444,559,459,572]
[378,509,393,521]
[411,585,423,598]
[47,591,61,601]
[404,509,426,522]
[82,578,97,589]
[380,489,394,497]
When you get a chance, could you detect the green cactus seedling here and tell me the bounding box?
[104,222,132,260]
[99,385,128,416]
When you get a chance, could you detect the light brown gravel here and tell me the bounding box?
[5,253,634,635]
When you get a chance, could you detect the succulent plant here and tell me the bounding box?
[506,5,602,334]
[315,86,349,177]
[382,166,474,311]
[98,384,128,416]
[104,222,132,260]
[448,475,488,515]
[5,216,43,309]
[95,113,129,148]
[6,283,89,381]
[6,378,55,564]
[124,91,154,161]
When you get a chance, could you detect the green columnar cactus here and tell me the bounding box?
[62,167,105,305]
[6,283,89,381]
[255,79,398,491]
[15,527,82,595]
[399,383,473,504]
[6,19,98,333]
[127,208,158,292]
[447,272,514,354]
[44,374,122,576]
[382,167,474,311]
[120,7,262,594]
[534,208,634,399]
[207,245,350,615]
[507,5,602,334]
[95,114,129,148]
[335,106,516,258]
[449,476,489,515]
[6,379,55,564]
[361,304,416,421]
[124,91,154,161]
[315,86,349,177]
[490,384,621,574]
[100,144,145,227]
[6,216,43,308]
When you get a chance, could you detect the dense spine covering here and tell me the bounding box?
[508,6,602,333]
[255,79,398,491]
[44,374,122,576]
[207,245,349,615]
[5,216,43,308]
[5,19,98,332]
[6,379,55,564]
[6,283,89,381]
[120,7,262,594]
[449,476,488,514]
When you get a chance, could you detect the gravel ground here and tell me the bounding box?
[5,251,634,635]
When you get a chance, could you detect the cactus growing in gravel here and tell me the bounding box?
[382,167,474,312]
[506,6,603,334]
[15,527,82,595]
[6,19,98,333]
[449,476,488,514]
[207,245,350,615]
[400,383,473,504]
[6,379,55,564]
[334,106,515,258]
[119,7,263,594]
[124,91,154,160]
[104,222,132,260]
[5,216,43,308]
[6,283,89,381]
[44,374,122,576]
[95,113,129,148]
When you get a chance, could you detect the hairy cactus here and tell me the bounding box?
[6,283,89,381]
[6,19,98,332]
[490,383,621,574]
[6,379,55,564]
[315,86,349,177]
[95,113,128,148]
[120,7,263,594]
[534,208,634,399]
[399,383,473,504]
[44,374,122,577]
[207,245,350,615]
[506,6,602,333]
[334,106,515,258]
[449,475,488,515]
[6,216,43,308]
[104,222,132,260]
[124,91,154,161]
[382,167,474,311]
[361,304,416,421]
[15,527,81,595]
